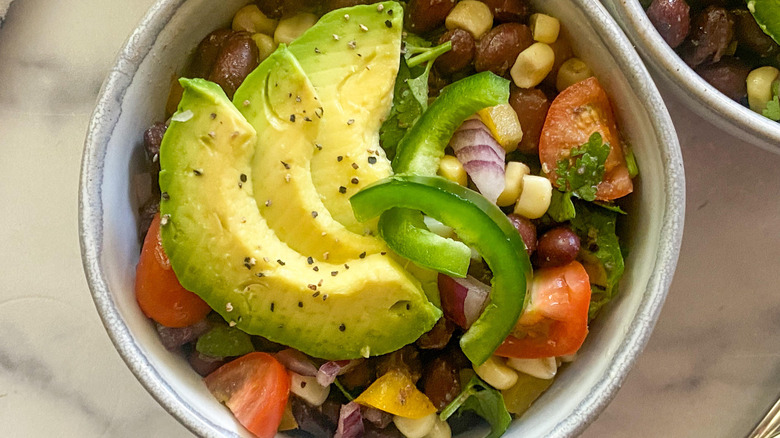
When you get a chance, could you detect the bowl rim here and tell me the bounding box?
[78,0,685,437]
[604,0,780,155]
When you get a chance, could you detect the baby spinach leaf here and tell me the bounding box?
[440,376,512,438]
[554,132,610,202]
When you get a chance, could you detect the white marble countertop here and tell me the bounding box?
[1,0,778,436]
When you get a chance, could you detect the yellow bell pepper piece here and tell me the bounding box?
[354,369,437,419]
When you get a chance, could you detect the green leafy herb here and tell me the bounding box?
[547,190,576,222]
[763,80,780,121]
[440,376,512,438]
[569,200,625,320]
[554,132,610,202]
[624,144,639,178]
[379,36,452,159]
[593,201,627,215]
[196,324,255,358]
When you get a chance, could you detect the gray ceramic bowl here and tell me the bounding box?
[79,0,684,436]
[602,0,780,154]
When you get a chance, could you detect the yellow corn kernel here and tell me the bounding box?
[556,57,594,92]
[529,13,560,44]
[274,12,318,45]
[747,66,780,114]
[393,413,437,438]
[513,175,552,219]
[497,161,530,207]
[233,4,278,35]
[506,357,558,380]
[510,43,555,89]
[478,104,524,152]
[474,356,518,390]
[445,0,494,39]
[438,155,467,187]
[289,372,330,407]
[251,33,277,63]
[424,417,452,438]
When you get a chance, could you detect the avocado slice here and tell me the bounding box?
[159,61,441,359]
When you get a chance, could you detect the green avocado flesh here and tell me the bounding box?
[159,2,441,360]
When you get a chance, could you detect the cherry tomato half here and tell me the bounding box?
[135,213,211,327]
[495,261,591,359]
[539,77,633,201]
[205,352,291,438]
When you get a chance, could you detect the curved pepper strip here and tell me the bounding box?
[351,175,531,365]
[379,72,510,277]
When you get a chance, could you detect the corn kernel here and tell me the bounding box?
[445,0,494,39]
[506,357,558,380]
[510,43,555,89]
[424,417,452,438]
[556,57,594,92]
[529,13,560,44]
[251,33,277,63]
[497,161,530,207]
[747,66,780,114]
[289,372,330,406]
[513,175,552,219]
[478,104,524,152]
[274,13,318,45]
[233,4,278,35]
[474,356,518,390]
[394,413,437,438]
[438,155,468,187]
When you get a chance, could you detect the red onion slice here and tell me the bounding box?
[317,359,363,386]
[274,349,318,376]
[449,118,506,203]
[334,402,364,438]
[438,273,491,329]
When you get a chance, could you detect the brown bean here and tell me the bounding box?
[405,0,456,33]
[732,8,779,58]
[375,345,422,383]
[480,0,530,23]
[508,86,550,153]
[143,121,167,165]
[694,56,749,101]
[421,355,461,411]
[189,28,233,79]
[416,317,455,349]
[680,5,734,67]
[507,213,537,256]
[435,29,476,75]
[187,350,226,377]
[535,226,580,268]
[646,0,691,48]
[208,31,260,99]
[475,23,533,76]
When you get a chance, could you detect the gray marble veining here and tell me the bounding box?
[1,0,778,437]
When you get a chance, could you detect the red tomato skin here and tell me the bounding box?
[495,261,591,359]
[538,77,633,201]
[205,352,291,438]
[135,213,211,327]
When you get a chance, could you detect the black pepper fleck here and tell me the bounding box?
[381,252,387,256]
[368,156,377,164]
[270,302,275,312]
[298,301,303,308]
[315,143,323,150]
[385,20,392,28]
[351,162,359,169]
[281,161,290,169]
[347,119,355,125]
[312,291,320,298]
[240,173,247,182]
[322,294,328,301]
[277,259,286,266]
[210,113,216,119]
[304,116,312,122]
[359,251,366,259]
[331,271,338,276]
[344,263,350,269]
[351,177,359,184]
[289,114,296,122]
[313,266,319,272]
[339,186,347,194]
[406,303,411,310]
[193,169,202,176]
[161,192,170,200]
[256,272,265,278]
[387,9,393,15]
[339,323,346,332]
[311,211,318,218]
[337,156,343,162]
[307,256,314,264]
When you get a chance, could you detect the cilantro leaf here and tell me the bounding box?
[440,376,512,438]
[547,190,576,222]
[569,200,625,320]
[554,132,610,202]
[763,80,780,121]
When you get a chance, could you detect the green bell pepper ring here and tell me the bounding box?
[379,72,510,277]
[351,175,532,365]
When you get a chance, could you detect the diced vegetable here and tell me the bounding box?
[232,4,277,35]
[334,402,364,438]
[354,369,437,419]
[394,413,438,438]
[445,0,494,39]
[505,357,557,380]
[449,118,506,203]
[290,372,330,407]
[478,104,524,153]
[251,33,277,62]
[497,161,530,207]
[747,66,780,113]
[473,356,519,390]
[513,175,552,219]
[510,43,555,88]
[438,273,491,329]
[500,373,554,415]
[437,155,468,186]
[555,57,594,92]
[529,13,560,44]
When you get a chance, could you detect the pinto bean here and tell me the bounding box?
[208,31,260,99]
[475,23,534,76]
[480,0,530,23]
[416,317,455,349]
[508,86,550,153]
[507,213,537,256]
[535,226,580,268]
[646,0,691,48]
[694,56,749,101]
[405,0,456,33]
[375,345,422,383]
[435,29,476,75]
[189,29,233,79]
[542,35,574,88]
[680,6,734,67]
[421,355,462,410]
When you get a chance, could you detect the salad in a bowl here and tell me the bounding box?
[134,1,637,437]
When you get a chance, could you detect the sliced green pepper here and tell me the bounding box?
[379,72,510,277]
[351,175,531,365]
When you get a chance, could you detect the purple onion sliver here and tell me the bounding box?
[463,160,506,203]
[361,406,393,429]
[334,402,365,438]
[275,348,318,376]
[454,144,504,163]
